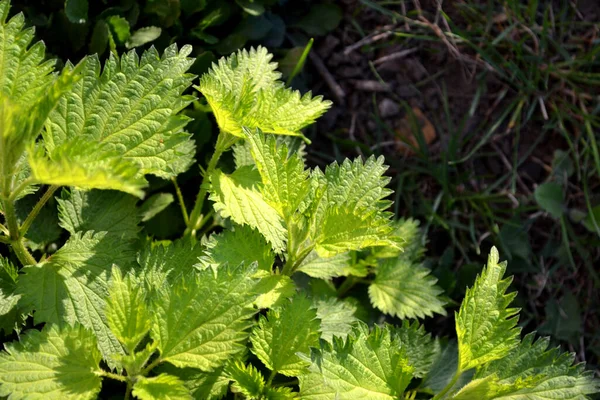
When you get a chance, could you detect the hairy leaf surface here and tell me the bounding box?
[132,374,193,400]
[30,44,196,197]
[456,247,520,371]
[369,257,446,319]
[151,264,257,370]
[209,167,286,252]
[0,324,102,400]
[17,232,136,361]
[298,323,414,399]
[198,46,330,140]
[250,296,320,377]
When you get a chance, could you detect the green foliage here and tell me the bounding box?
[0,6,597,398]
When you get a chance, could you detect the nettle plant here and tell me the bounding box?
[0,1,598,399]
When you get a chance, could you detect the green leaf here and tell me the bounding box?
[315,207,396,257]
[132,374,193,400]
[157,364,230,400]
[393,320,438,378]
[298,323,414,399]
[422,340,473,395]
[140,193,174,222]
[226,360,266,398]
[253,272,296,309]
[292,3,342,36]
[200,224,274,272]
[151,264,257,370]
[57,188,141,240]
[0,2,55,107]
[126,26,162,49]
[456,246,520,371]
[209,167,287,252]
[16,189,62,251]
[137,239,204,290]
[251,296,320,376]
[106,15,131,44]
[308,156,398,257]
[0,324,102,400]
[198,46,331,140]
[453,333,600,399]
[296,251,352,279]
[534,182,564,218]
[106,267,151,354]
[17,231,137,362]
[0,257,21,334]
[243,128,310,219]
[0,3,80,193]
[314,297,357,342]
[31,45,195,198]
[369,257,446,319]
[236,0,265,16]
[65,0,88,23]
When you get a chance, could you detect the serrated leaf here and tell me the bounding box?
[157,364,230,400]
[0,324,102,400]
[456,247,521,371]
[106,267,151,353]
[151,264,257,370]
[133,374,193,400]
[422,340,474,395]
[57,188,141,240]
[315,207,396,257]
[226,360,266,398]
[137,239,204,290]
[298,323,414,399]
[296,251,352,279]
[393,320,438,378]
[369,257,446,319]
[31,44,195,198]
[452,333,600,400]
[253,272,296,309]
[126,26,162,48]
[209,167,286,252]
[243,128,310,219]
[198,46,330,140]
[251,296,320,376]
[17,231,137,363]
[314,297,358,343]
[200,224,274,272]
[140,192,174,222]
[0,257,21,334]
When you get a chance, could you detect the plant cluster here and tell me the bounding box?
[0,1,598,398]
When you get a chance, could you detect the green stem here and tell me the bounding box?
[7,178,35,203]
[266,370,277,387]
[185,133,235,239]
[140,357,163,376]
[19,185,59,237]
[124,381,133,400]
[0,235,10,244]
[97,370,127,382]
[171,177,189,225]
[1,197,36,265]
[0,222,8,235]
[282,245,313,276]
[432,369,462,400]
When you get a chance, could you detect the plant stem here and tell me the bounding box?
[432,369,462,400]
[282,245,313,276]
[124,381,133,400]
[266,370,277,387]
[7,178,35,203]
[19,185,59,237]
[140,357,163,376]
[98,370,127,382]
[0,222,8,235]
[185,131,237,239]
[171,177,189,225]
[1,197,36,265]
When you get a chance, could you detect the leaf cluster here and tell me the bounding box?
[0,2,598,399]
